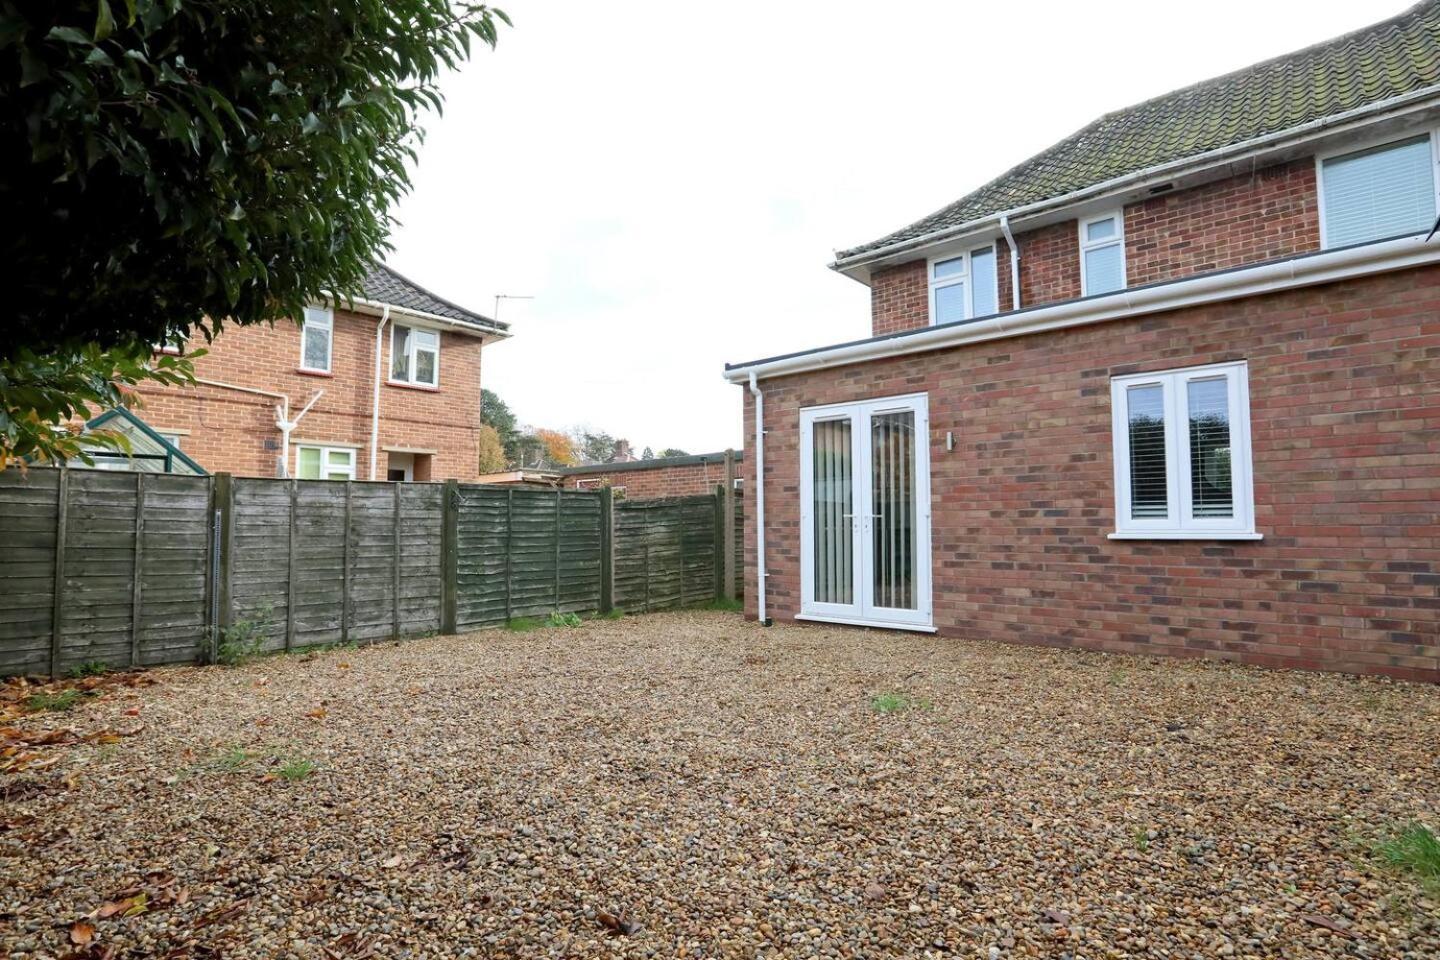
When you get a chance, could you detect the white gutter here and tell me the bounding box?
[747,371,770,627]
[833,86,1440,272]
[999,213,1021,310]
[369,305,391,481]
[331,294,510,340]
[728,234,1440,383]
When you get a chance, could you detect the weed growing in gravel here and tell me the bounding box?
[693,596,744,612]
[1133,826,1152,852]
[26,689,87,712]
[1375,823,1440,894]
[596,609,625,620]
[870,692,932,714]
[207,747,259,773]
[217,603,274,665]
[506,617,544,632]
[67,660,109,678]
[547,611,583,628]
[277,758,317,781]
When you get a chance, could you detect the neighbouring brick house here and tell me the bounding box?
[136,265,508,481]
[725,3,1440,681]
[557,451,742,498]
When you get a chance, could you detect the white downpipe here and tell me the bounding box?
[275,390,325,477]
[747,371,770,626]
[999,213,1021,310]
[193,377,292,477]
[369,305,391,481]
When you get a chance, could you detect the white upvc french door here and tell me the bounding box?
[799,393,932,630]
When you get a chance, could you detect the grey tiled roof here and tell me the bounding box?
[837,1,1440,263]
[360,264,505,332]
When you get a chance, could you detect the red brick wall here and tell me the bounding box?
[747,265,1440,682]
[870,261,928,336]
[561,457,736,499]
[1126,160,1320,286]
[868,160,1325,336]
[135,309,486,481]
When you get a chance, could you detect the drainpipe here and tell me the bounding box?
[368,305,391,481]
[999,212,1021,310]
[274,390,325,477]
[747,371,771,627]
[193,377,292,477]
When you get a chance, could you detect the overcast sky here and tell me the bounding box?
[386,0,1401,455]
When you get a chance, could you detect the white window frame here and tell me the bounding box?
[1315,128,1440,250]
[294,444,356,481]
[1079,210,1127,297]
[299,305,334,373]
[389,323,441,388]
[927,243,998,326]
[1109,360,1258,540]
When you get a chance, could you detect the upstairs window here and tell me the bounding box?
[1080,211,1125,296]
[299,306,333,373]
[928,244,998,325]
[1109,361,1257,539]
[391,324,440,387]
[1319,134,1438,248]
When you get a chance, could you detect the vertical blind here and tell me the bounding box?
[1187,378,1234,518]
[812,418,853,604]
[1084,243,1124,295]
[1322,136,1436,248]
[1127,384,1168,519]
[870,411,916,610]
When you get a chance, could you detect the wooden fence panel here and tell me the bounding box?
[612,496,720,613]
[455,485,511,629]
[135,474,212,665]
[0,469,60,676]
[558,491,603,614]
[57,471,141,672]
[291,481,348,647]
[231,478,292,651]
[400,483,444,636]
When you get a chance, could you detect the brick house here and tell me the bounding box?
[725,4,1440,681]
[136,265,508,481]
[557,450,742,499]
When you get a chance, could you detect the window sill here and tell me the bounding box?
[1108,531,1263,541]
[386,380,440,392]
[296,368,334,378]
[795,613,937,633]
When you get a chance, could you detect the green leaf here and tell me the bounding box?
[94,0,117,41]
[46,26,93,45]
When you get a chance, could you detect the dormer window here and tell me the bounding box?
[1318,134,1438,248]
[1080,211,1125,296]
[928,244,998,325]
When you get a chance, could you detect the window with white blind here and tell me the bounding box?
[928,244,999,325]
[1080,211,1126,296]
[390,324,440,387]
[299,306,333,373]
[1109,361,1257,539]
[1319,134,1438,248]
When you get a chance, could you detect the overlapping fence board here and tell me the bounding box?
[613,496,720,612]
[0,467,727,676]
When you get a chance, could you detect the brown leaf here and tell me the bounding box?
[193,898,249,929]
[69,920,96,945]
[306,707,328,721]
[597,906,640,936]
[1301,914,1357,939]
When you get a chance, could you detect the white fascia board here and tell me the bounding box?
[328,294,510,341]
[726,235,1440,383]
[832,86,1440,280]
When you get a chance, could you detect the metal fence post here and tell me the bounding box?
[598,486,613,614]
[49,467,69,678]
[441,480,459,634]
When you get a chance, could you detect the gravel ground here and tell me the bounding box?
[2,611,1438,959]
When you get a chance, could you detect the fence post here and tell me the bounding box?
[598,486,613,614]
[131,473,146,666]
[49,467,69,678]
[713,484,726,602]
[285,479,298,651]
[503,487,514,622]
[441,480,459,634]
[554,488,563,613]
[213,472,234,661]
[392,483,402,640]
[341,481,352,645]
[722,449,737,601]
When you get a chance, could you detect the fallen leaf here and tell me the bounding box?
[597,906,640,936]
[306,707,328,721]
[194,898,249,928]
[69,920,95,945]
[1301,914,1357,939]
[123,707,141,717]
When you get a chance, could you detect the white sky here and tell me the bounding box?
[387,0,1402,455]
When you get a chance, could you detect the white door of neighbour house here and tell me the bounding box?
[799,393,932,630]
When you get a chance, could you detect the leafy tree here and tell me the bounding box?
[531,428,577,468]
[476,423,507,473]
[641,446,655,461]
[0,0,506,463]
[481,388,519,464]
[659,448,690,458]
[574,429,616,464]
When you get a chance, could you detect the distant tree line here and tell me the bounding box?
[479,389,691,471]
